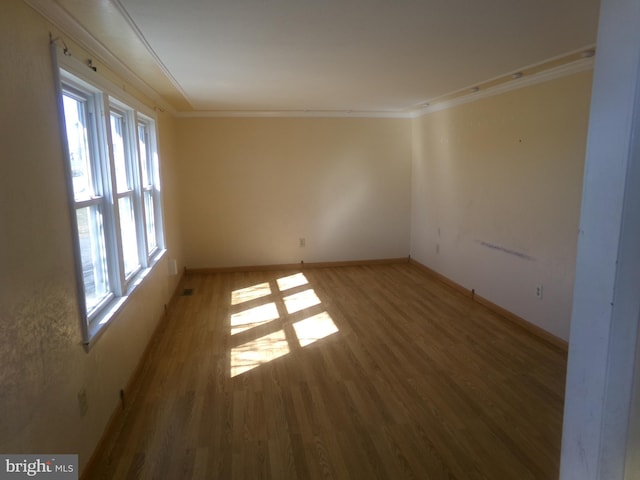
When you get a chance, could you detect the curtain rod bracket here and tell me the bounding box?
[49,32,71,56]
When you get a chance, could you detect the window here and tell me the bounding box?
[58,69,165,344]
[137,120,162,257]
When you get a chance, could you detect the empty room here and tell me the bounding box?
[2,0,640,479]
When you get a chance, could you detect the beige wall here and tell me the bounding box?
[175,117,412,268]
[411,71,593,340]
[0,0,183,473]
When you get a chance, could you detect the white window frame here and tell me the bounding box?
[108,103,144,283]
[137,117,164,260]
[53,48,166,348]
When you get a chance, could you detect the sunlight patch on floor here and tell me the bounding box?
[230,273,339,377]
[230,330,289,377]
[276,272,309,291]
[293,311,339,347]
[283,289,321,314]
[230,302,279,335]
[231,282,272,305]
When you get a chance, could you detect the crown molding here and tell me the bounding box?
[24,0,176,115]
[412,55,595,118]
[110,0,192,109]
[175,109,412,119]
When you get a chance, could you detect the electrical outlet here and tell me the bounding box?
[536,284,543,299]
[77,389,88,416]
[299,238,306,248]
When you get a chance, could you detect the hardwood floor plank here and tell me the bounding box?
[84,264,567,479]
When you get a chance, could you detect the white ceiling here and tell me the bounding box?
[43,0,601,113]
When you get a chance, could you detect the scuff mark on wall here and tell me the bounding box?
[477,240,534,261]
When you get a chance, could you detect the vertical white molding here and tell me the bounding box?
[560,0,640,479]
[626,316,640,477]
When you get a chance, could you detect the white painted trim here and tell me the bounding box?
[175,109,412,119]
[24,0,176,115]
[411,44,596,108]
[414,56,595,117]
[110,0,194,110]
[57,48,157,120]
[559,0,640,477]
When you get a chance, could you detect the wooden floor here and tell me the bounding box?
[85,263,568,480]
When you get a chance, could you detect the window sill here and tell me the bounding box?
[82,249,167,351]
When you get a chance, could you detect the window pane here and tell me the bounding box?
[138,123,150,187]
[62,94,94,201]
[144,190,157,252]
[118,196,139,277]
[76,205,110,312]
[110,112,130,193]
